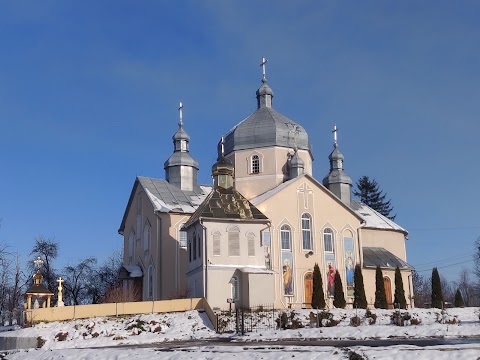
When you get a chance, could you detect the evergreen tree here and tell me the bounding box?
[353,264,367,309]
[454,288,465,308]
[393,266,407,309]
[333,271,346,308]
[431,267,444,309]
[353,176,396,220]
[374,266,388,309]
[311,263,326,309]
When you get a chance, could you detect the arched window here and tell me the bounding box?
[136,214,142,240]
[247,232,255,257]
[231,277,239,301]
[280,225,291,250]
[148,265,153,300]
[192,231,197,260]
[213,231,221,256]
[128,231,135,261]
[323,228,333,253]
[251,155,260,174]
[301,213,312,250]
[143,222,151,253]
[179,223,187,248]
[228,226,240,256]
[197,233,202,258]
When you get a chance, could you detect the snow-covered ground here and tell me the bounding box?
[1,307,480,359]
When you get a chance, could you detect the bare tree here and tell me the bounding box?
[88,249,123,304]
[63,257,97,305]
[454,268,477,307]
[29,236,59,294]
[412,271,430,307]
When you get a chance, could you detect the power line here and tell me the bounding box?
[409,226,480,231]
[414,259,475,273]
[413,253,474,268]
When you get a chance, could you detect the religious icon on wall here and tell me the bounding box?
[344,237,355,297]
[324,253,336,297]
[282,252,294,296]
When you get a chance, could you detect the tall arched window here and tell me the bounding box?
[251,155,260,174]
[247,232,255,257]
[128,231,135,261]
[213,231,221,256]
[143,221,151,253]
[148,265,153,300]
[228,226,240,256]
[280,225,291,250]
[301,213,312,250]
[231,277,239,301]
[323,228,333,253]
[179,223,187,248]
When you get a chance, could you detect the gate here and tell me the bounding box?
[216,305,277,334]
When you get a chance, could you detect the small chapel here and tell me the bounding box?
[119,59,414,310]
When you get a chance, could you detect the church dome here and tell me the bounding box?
[328,146,344,161]
[211,155,234,175]
[256,82,273,96]
[173,127,190,142]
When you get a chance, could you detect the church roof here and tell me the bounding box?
[352,201,407,234]
[363,247,414,270]
[223,107,312,156]
[184,187,268,229]
[118,176,212,234]
[25,283,53,296]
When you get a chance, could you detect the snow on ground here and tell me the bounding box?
[1,307,480,359]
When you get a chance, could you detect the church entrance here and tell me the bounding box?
[304,272,313,308]
[384,276,393,309]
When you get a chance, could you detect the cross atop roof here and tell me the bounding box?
[260,56,267,83]
[178,101,183,126]
[34,256,43,271]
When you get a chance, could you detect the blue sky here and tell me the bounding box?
[1,1,479,282]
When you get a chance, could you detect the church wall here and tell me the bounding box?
[228,147,312,200]
[254,177,363,308]
[360,228,407,261]
[362,268,414,308]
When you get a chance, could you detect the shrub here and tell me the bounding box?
[431,267,444,309]
[312,263,326,309]
[374,266,387,309]
[55,332,69,341]
[333,271,346,308]
[454,289,465,308]
[350,316,361,327]
[394,267,407,309]
[36,337,46,348]
[365,309,377,325]
[353,265,367,309]
[391,311,411,326]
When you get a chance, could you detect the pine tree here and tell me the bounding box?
[374,266,388,309]
[353,176,396,220]
[333,271,346,308]
[393,266,407,309]
[353,264,367,309]
[311,263,326,309]
[454,289,465,308]
[431,267,444,309]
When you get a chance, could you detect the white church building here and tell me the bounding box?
[119,60,414,310]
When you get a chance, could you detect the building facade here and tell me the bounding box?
[119,61,414,310]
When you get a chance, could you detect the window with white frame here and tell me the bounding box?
[280,225,291,250]
[301,213,312,250]
[231,277,239,301]
[247,232,255,257]
[179,224,187,248]
[228,226,240,256]
[323,228,333,252]
[251,154,260,174]
[213,232,221,256]
[143,221,151,253]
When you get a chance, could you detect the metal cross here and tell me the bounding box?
[34,256,43,270]
[57,277,64,288]
[260,56,267,82]
[332,124,338,147]
[178,101,183,126]
[220,136,225,156]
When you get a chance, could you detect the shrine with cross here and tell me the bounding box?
[24,257,54,310]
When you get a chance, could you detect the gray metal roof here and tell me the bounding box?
[118,176,212,233]
[363,247,414,270]
[352,201,407,234]
[224,107,312,156]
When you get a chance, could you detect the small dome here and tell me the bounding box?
[164,152,199,169]
[256,82,273,97]
[291,151,305,167]
[173,126,190,142]
[328,146,344,161]
[212,156,234,175]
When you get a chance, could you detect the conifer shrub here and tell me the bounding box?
[431,267,444,309]
[353,264,367,309]
[374,266,388,309]
[394,266,407,309]
[311,263,326,309]
[454,289,465,308]
[333,271,346,308]
[350,315,361,327]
